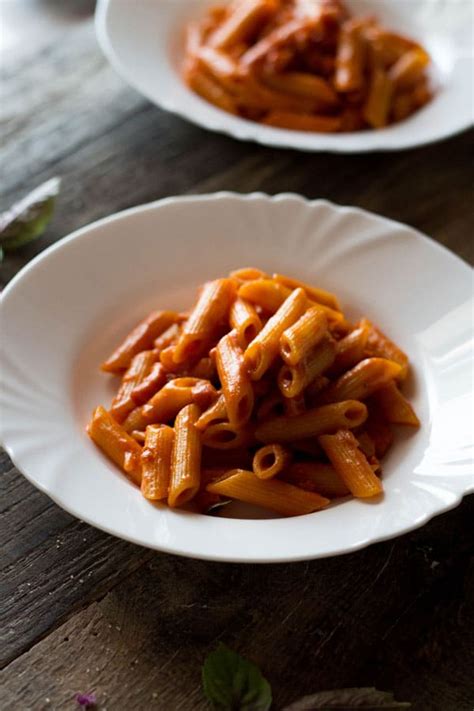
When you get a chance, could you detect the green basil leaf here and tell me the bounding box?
[0,177,61,250]
[283,687,411,710]
[202,643,272,711]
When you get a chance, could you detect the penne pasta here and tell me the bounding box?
[183,2,432,132]
[372,381,420,426]
[272,274,341,311]
[210,0,277,50]
[201,421,254,450]
[244,287,307,380]
[110,350,156,423]
[168,404,202,508]
[101,311,180,373]
[196,393,227,431]
[238,278,294,313]
[334,19,367,92]
[141,425,175,501]
[329,322,369,375]
[123,378,217,432]
[91,268,419,517]
[229,297,263,349]
[280,305,328,365]
[253,443,292,479]
[363,64,393,128]
[216,331,254,426]
[319,430,383,498]
[361,318,409,379]
[206,469,330,516]
[87,406,142,485]
[130,362,168,406]
[321,357,402,403]
[283,461,350,498]
[255,400,368,442]
[173,278,235,364]
[230,266,269,282]
[278,336,336,398]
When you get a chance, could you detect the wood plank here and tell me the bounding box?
[0,497,472,710]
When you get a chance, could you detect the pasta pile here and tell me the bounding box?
[182,0,433,132]
[87,268,420,517]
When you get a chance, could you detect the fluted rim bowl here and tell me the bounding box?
[1,193,472,562]
[95,0,474,153]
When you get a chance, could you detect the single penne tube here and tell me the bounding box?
[110,350,156,423]
[201,422,254,450]
[334,19,367,92]
[363,64,393,128]
[123,378,217,432]
[360,318,409,379]
[101,311,181,373]
[272,274,341,311]
[262,111,342,133]
[329,322,369,375]
[278,336,336,398]
[252,444,292,480]
[238,278,292,313]
[173,278,236,364]
[321,358,402,403]
[283,461,350,498]
[87,406,142,485]
[319,430,383,498]
[230,267,269,282]
[229,297,263,349]
[255,400,368,443]
[372,381,420,426]
[206,469,330,516]
[280,305,328,365]
[389,48,430,89]
[185,65,238,114]
[168,404,202,508]
[210,0,277,50]
[216,331,254,426]
[196,393,228,431]
[262,72,339,107]
[131,362,168,405]
[141,425,175,501]
[244,287,307,380]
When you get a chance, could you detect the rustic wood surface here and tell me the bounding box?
[0,9,473,711]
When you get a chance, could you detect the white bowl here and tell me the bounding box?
[96,0,473,153]
[1,193,472,562]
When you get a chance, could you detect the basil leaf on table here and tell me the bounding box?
[0,177,61,253]
[202,643,272,711]
[283,687,411,710]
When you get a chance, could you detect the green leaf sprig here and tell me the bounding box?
[201,645,411,711]
[202,643,272,711]
[0,177,61,260]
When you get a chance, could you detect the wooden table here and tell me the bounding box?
[1,10,473,711]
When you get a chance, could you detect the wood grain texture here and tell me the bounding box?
[1,497,473,711]
[1,15,473,711]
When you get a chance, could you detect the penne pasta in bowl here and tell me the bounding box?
[95,0,474,152]
[1,194,472,561]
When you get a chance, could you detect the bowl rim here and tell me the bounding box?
[95,0,474,154]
